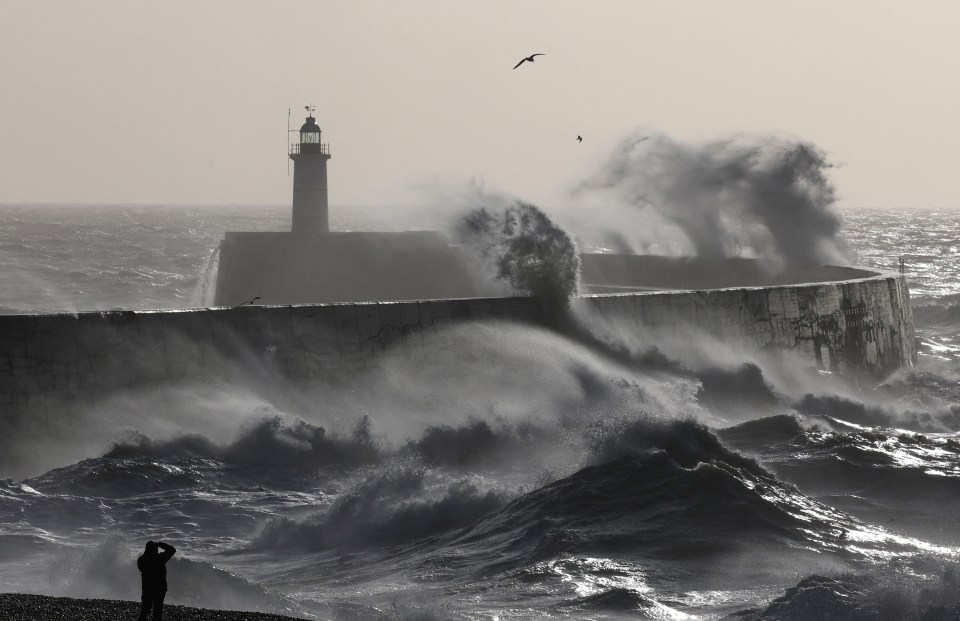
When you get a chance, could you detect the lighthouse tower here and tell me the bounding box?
[289,106,332,233]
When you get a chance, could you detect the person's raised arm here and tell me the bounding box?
[157,541,176,562]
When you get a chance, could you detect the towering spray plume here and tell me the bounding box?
[454,200,581,309]
[576,132,847,267]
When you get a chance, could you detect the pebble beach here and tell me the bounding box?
[0,593,309,621]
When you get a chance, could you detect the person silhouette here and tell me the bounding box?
[137,540,176,621]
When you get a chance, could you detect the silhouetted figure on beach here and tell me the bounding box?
[137,540,176,621]
[513,53,544,69]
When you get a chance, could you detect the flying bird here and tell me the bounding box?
[513,53,545,69]
[577,135,582,142]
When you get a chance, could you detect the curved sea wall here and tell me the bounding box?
[576,255,916,374]
[0,258,914,476]
[575,273,915,374]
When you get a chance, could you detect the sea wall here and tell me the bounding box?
[579,254,879,292]
[0,269,914,477]
[574,273,915,374]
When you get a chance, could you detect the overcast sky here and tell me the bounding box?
[2,1,958,209]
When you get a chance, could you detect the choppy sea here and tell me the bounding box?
[1,204,959,620]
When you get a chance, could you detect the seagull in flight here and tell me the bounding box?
[577,135,582,142]
[513,53,545,69]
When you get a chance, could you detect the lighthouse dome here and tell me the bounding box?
[300,117,320,132]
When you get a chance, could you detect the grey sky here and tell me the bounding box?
[2,1,958,209]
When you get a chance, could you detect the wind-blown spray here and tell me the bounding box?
[455,201,581,309]
[575,131,847,267]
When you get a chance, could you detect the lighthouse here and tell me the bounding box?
[212,107,483,306]
[289,106,332,233]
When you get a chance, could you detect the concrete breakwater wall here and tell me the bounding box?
[0,268,914,476]
[577,273,915,374]
[579,254,880,292]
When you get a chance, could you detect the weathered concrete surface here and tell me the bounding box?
[0,262,914,477]
[579,254,880,292]
[574,273,915,375]
[214,231,487,306]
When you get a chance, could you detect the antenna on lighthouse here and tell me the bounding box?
[287,108,291,176]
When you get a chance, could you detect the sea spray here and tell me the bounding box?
[454,201,581,310]
[46,536,302,614]
[255,468,508,551]
[405,418,552,468]
[574,131,847,267]
[192,244,221,307]
[105,415,382,470]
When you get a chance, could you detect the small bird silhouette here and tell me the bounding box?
[237,296,261,307]
[513,53,545,69]
[577,135,582,142]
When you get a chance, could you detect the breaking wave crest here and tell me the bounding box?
[255,470,508,551]
[737,567,960,621]
[105,415,381,470]
[454,200,581,309]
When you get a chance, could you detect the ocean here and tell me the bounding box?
[0,203,959,620]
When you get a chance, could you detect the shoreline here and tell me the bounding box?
[0,593,310,621]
